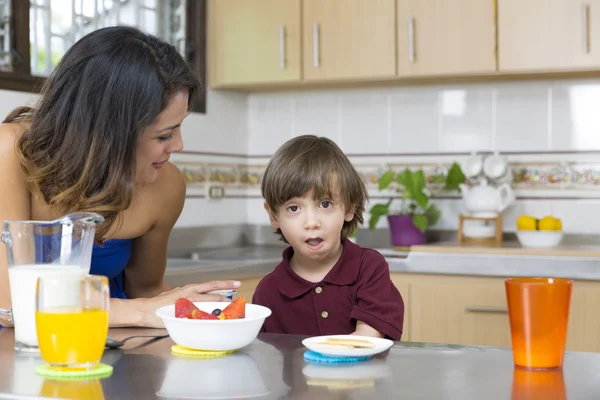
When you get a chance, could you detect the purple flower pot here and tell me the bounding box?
[388,215,427,247]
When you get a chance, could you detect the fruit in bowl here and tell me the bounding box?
[516,214,564,248]
[156,297,272,351]
[175,297,246,320]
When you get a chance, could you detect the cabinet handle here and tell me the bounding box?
[408,16,415,63]
[279,25,285,69]
[583,4,590,54]
[465,306,508,313]
[313,22,320,68]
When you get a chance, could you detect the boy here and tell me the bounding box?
[252,135,404,340]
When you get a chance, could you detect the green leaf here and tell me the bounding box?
[397,168,428,209]
[445,162,466,191]
[368,203,390,230]
[396,169,413,189]
[412,215,428,233]
[378,170,395,191]
[414,191,429,210]
[425,203,441,226]
[413,170,426,192]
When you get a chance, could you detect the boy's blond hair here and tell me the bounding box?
[261,135,368,242]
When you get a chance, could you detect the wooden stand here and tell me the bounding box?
[457,214,503,247]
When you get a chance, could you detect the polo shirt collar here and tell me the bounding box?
[276,238,361,299]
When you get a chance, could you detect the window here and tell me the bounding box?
[0,0,205,113]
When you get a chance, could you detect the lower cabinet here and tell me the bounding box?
[392,273,600,353]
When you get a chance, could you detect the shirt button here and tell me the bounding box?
[321,311,329,319]
[315,286,323,294]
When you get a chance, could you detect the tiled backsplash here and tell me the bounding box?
[172,78,600,235]
[246,79,600,155]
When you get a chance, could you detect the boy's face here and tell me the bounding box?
[265,186,354,262]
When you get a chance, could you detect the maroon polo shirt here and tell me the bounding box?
[252,239,405,340]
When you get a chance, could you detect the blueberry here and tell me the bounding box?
[211,308,222,316]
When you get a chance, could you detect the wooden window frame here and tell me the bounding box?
[3,0,206,113]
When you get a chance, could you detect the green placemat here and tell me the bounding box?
[36,363,113,379]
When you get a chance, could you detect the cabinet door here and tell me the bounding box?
[390,278,411,342]
[302,0,396,81]
[565,281,600,352]
[410,281,512,347]
[498,0,600,72]
[208,0,301,87]
[397,0,497,76]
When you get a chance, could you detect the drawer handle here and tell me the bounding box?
[408,16,415,63]
[582,4,590,54]
[313,22,320,68]
[279,25,286,69]
[465,306,508,313]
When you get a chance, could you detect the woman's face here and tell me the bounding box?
[136,91,189,184]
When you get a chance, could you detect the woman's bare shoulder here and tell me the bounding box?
[0,123,25,158]
[145,161,186,208]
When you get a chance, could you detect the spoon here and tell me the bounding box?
[105,334,169,349]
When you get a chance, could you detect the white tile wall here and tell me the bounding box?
[247,79,600,155]
[247,78,600,235]
[181,89,248,155]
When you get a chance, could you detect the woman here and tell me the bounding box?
[0,26,239,328]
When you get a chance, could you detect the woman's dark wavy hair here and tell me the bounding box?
[3,26,200,240]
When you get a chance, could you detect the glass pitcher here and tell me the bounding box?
[0,212,104,354]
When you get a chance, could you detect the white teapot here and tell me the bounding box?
[459,180,515,217]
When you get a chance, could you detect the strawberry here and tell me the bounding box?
[190,308,219,320]
[175,298,199,318]
[222,297,246,319]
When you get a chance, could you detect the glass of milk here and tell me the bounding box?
[0,212,104,354]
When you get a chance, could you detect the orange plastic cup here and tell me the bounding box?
[511,368,566,400]
[505,277,572,370]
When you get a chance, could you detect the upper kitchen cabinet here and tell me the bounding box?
[397,0,497,77]
[498,0,600,72]
[302,0,396,82]
[208,0,301,87]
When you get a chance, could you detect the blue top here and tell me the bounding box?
[90,239,133,299]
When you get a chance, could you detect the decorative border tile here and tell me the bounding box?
[511,164,570,188]
[172,155,600,198]
[207,163,238,186]
[571,163,600,187]
[238,164,265,187]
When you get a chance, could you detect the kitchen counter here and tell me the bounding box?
[0,328,598,399]
[412,240,600,258]
[165,243,600,283]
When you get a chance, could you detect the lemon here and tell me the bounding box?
[538,216,559,231]
[555,218,562,231]
[517,215,537,231]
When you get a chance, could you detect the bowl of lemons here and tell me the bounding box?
[516,215,563,248]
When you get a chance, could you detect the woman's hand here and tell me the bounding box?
[110,280,241,328]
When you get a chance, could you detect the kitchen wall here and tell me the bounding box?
[6,77,600,236]
[238,78,600,235]
[241,80,600,233]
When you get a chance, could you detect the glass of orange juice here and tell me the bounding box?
[40,379,105,400]
[35,274,109,371]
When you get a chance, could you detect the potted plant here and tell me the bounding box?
[368,163,465,247]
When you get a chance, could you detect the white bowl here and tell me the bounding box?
[156,302,272,351]
[156,353,269,399]
[516,230,564,248]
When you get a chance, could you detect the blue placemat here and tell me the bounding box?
[303,350,372,365]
